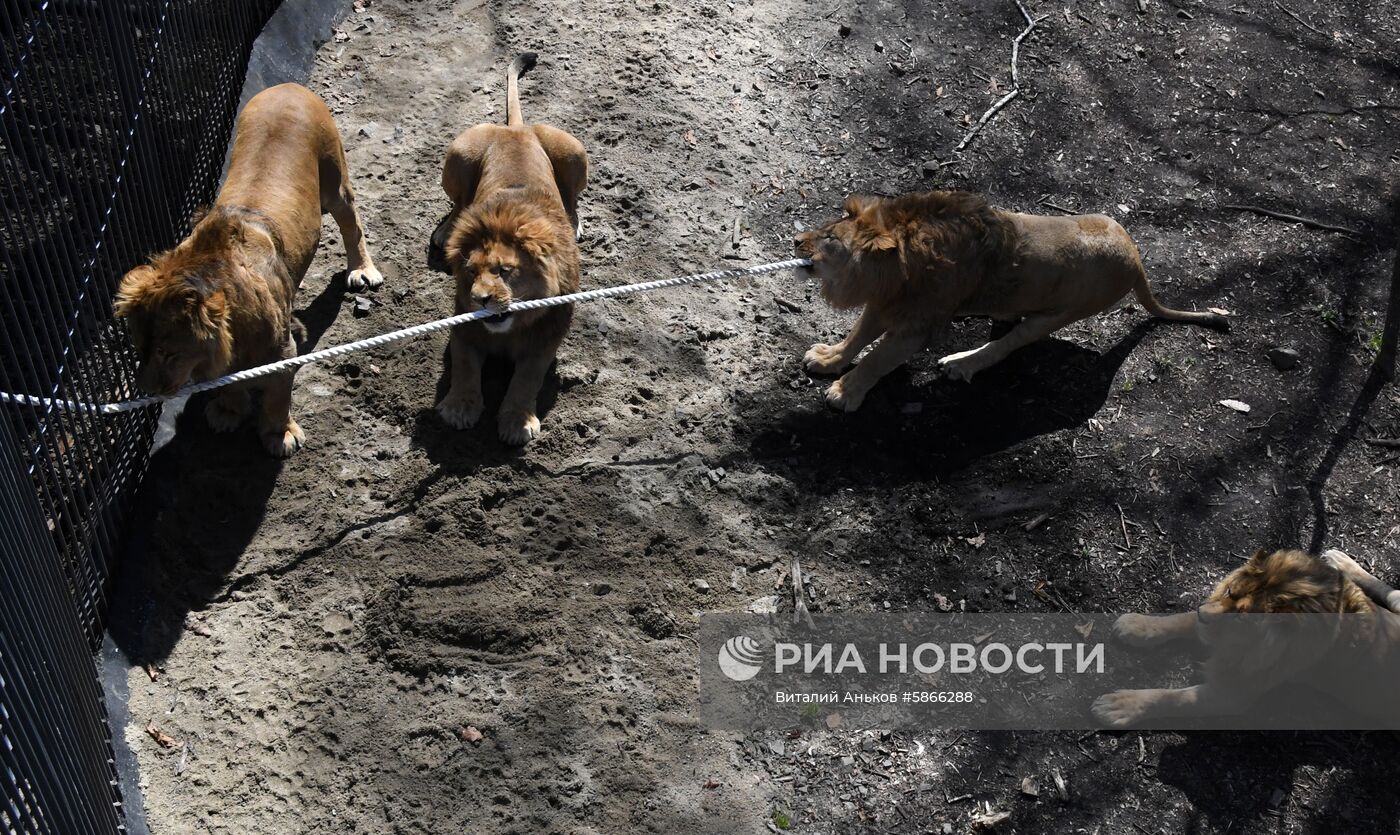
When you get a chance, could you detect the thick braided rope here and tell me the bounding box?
[0,257,812,416]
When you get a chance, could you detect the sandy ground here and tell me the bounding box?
[118,0,1400,832]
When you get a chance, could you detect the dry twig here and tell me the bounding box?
[955,0,1046,152]
[1221,204,1361,236]
[1274,1,1326,36]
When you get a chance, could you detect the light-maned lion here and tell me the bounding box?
[115,83,382,457]
[430,53,587,446]
[1092,548,1400,728]
[794,191,1228,412]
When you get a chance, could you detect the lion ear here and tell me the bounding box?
[514,218,557,262]
[843,195,874,216]
[1247,548,1273,568]
[114,265,159,317]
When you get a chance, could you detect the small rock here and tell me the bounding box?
[1020,776,1040,797]
[590,582,612,596]
[838,23,852,37]
[353,295,372,317]
[874,40,885,52]
[1268,347,1301,370]
[839,754,855,768]
[1218,399,1251,413]
[691,579,712,593]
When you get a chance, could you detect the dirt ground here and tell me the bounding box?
[116,0,1400,832]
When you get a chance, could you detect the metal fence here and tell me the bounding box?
[1,1,283,831]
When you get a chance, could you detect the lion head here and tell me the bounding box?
[1203,549,1373,616]
[113,209,280,395]
[1194,548,1377,679]
[794,195,903,310]
[795,191,1017,311]
[446,192,579,335]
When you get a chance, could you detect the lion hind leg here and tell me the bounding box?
[938,312,1075,382]
[1323,550,1400,613]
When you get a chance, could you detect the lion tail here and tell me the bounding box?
[506,52,538,127]
[1133,267,1230,331]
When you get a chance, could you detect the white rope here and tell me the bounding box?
[0,257,812,416]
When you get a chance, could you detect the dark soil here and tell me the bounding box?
[117,0,1400,833]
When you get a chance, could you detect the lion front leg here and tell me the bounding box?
[825,330,926,412]
[805,309,883,376]
[1092,683,1263,728]
[497,353,553,446]
[1112,612,1199,648]
[436,328,484,429]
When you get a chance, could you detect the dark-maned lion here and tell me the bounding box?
[115,83,382,457]
[1093,548,1400,728]
[430,53,587,446]
[794,191,1228,412]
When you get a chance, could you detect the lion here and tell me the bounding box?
[793,191,1229,412]
[429,53,587,446]
[1092,548,1400,728]
[115,83,382,457]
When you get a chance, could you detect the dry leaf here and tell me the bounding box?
[1218,399,1251,413]
[972,809,1011,830]
[460,725,483,743]
[1208,307,1232,316]
[146,721,178,749]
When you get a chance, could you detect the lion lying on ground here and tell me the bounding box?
[794,191,1228,412]
[115,83,382,456]
[1092,548,1400,728]
[430,53,587,446]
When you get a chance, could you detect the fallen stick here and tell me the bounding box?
[1274,1,1326,36]
[955,0,1046,152]
[1365,437,1400,449]
[1038,198,1077,215]
[1221,204,1362,236]
[1116,503,1133,550]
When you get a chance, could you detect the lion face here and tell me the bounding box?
[115,264,232,396]
[447,197,573,336]
[795,195,900,310]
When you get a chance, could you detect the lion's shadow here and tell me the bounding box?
[741,320,1157,484]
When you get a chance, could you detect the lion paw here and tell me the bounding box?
[804,343,848,375]
[824,379,865,413]
[205,395,250,433]
[1092,690,1150,729]
[937,349,984,383]
[436,392,484,430]
[1112,614,1173,647]
[498,411,541,446]
[345,266,384,291]
[261,420,305,458]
